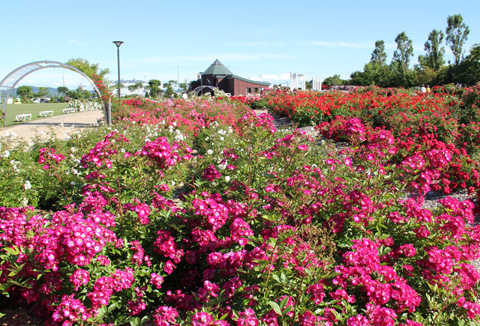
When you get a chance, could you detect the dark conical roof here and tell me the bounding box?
[203,59,233,75]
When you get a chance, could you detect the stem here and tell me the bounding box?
[116,170,124,219]
[264,239,279,298]
[52,165,70,201]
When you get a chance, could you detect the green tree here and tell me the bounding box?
[57,86,69,97]
[66,58,110,82]
[67,90,78,99]
[305,80,313,90]
[370,40,387,66]
[127,85,137,93]
[76,87,92,100]
[351,40,394,87]
[178,82,188,93]
[35,87,49,99]
[146,79,162,98]
[323,74,344,87]
[446,14,470,65]
[16,86,33,101]
[391,32,414,87]
[163,80,177,98]
[135,82,144,93]
[418,29,445,71]
[127,82,144,95]
[455,44,480,85]
[392,32,414,75]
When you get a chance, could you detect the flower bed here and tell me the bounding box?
[0,95,480,325]
[256,85,480,196]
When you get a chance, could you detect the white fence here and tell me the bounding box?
[68,100,102,111]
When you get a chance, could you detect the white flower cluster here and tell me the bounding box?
[3,131,17,138]
[10,160,22,172]
[174,130,184,142]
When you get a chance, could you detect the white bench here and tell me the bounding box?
[16,114,32,122]
[39,110,54,117]
[63,108,76,114]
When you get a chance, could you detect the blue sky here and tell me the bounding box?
[1,0,479,90]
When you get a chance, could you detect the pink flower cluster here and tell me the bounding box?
[80,131,130,169]
[140,136,192,170]
[38,147,66,170]
[202,164,222,181]
[333,238,421,315]
[87,268,135,313]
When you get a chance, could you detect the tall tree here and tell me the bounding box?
[370,40,387,66]
[446,14,470,65]
[392,32,414,86]
[418,29,445,71]
[392,32,414,74]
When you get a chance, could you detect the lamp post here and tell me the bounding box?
[113,41,124,99]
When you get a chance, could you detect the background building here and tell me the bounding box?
[193,59,270,96]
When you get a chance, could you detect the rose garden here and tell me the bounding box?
[1,82,480,325]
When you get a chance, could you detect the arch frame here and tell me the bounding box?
[193,85,217,96]
[0,60,105,127]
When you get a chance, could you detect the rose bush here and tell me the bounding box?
[0,92,480,325]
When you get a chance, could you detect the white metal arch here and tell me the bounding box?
[0,60,105,127]
[193,85,217,96]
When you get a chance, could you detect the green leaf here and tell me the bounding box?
[271,274,280,283]
[283,306,293,316]
[279,296,289,310]
[107,301,118,313]
[129,316,140,326]
[268,301,283,316]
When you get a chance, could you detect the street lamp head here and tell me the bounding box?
[113,41,124,48]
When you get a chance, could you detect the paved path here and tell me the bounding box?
[0,110,104,143]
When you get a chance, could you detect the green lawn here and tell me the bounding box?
[1,103,70,128]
